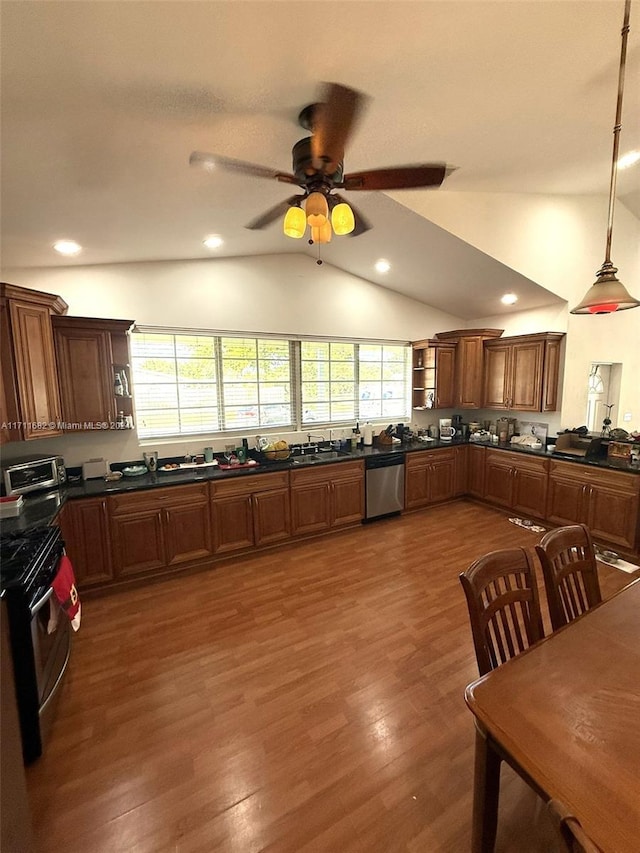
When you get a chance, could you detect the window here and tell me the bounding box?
[131,329,410,438]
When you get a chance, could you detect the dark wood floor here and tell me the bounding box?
[26,500,636,853]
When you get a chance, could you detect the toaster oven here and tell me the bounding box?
[2,455,66,496]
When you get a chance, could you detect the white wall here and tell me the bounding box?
[1,254,463,466]
[395,190,640,431]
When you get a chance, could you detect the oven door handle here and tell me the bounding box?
[30,585,54,617]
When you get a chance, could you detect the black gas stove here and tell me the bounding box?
[1,524,69,763]
[0,525,63,601]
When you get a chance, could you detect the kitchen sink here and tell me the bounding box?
[290,450,349,464]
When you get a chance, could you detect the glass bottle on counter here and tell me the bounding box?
[114,372,124,396]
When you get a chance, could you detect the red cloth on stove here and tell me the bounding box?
[51,554,81,630]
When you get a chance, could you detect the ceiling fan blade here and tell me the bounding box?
[331,193,372,237]
[189,151,298,184]
[245,196,305,230]
[342,164,454,191]
[311,83,366,174]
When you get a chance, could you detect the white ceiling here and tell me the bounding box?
[1,1,638,319]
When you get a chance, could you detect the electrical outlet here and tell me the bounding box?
[623,412,632,422]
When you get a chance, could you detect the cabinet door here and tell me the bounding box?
[483,344,510,410]
[290,480,332,535]
[164,502,213,565]
[546,474,587,526]
[542,338,562,412]
[211,494,254,554]
[253,488,291,545]
[429,455,455,503]
[54,326,113,425]
[331,475,364,526]
[467,445,485,498]
[8,300,62,439]
[456,336,484,409]
[435,346,456,408]
[110,510,166,577]
[454,445,468,496]
[510,341,544,411]
[58,499,113,587]
[484,455,514,507]
[405,456,431,509]
[512,466,548,519]
[587,480,639,551]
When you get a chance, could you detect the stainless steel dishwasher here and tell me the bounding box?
[365,453,405,520]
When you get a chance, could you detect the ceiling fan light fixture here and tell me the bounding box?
[570,0,639,316]
[331,202,355,235]
[305,192,329,227]
[283,206,306,239]
[311,222,332,244]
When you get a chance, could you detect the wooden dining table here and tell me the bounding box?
[465,578,640,853]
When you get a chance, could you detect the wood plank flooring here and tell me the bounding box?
[25,500,637,853]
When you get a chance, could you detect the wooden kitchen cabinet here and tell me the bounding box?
[405,449,457,509]
[411,340,456,410]
[546,461,640,551]
[483,332,564,412]
[58,498,113,588]
[484,449,548,519]
[434,329,504,409]
[0,283,67,440]
[210,471,291,554]
[467,444,486,498]
[53,316,134,429]
[290,461,364,535]
[109,483,212,578]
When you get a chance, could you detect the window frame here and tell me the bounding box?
[130,327,411,439]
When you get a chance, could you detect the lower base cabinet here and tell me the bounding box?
[58,498,113,587]
[467,444,486,498]
[290,461,364,535]
[210,471,291,555]
[109,483,212,578]
[405,449,457,509]
[547,461,640,551]
[484,449,548,519]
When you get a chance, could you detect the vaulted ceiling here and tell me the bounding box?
[2,1,638,318]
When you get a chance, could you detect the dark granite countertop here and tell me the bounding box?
[2,437,637,536]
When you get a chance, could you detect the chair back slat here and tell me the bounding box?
[535,525,602,631]
[460,548,544,676]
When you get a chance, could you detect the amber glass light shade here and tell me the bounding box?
[283,206,306,239]
[331,202,355,235]
[311,221,332,244]
[306,192,329,226]
[570,263,640,314]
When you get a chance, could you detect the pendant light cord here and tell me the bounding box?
[604,0,631,264]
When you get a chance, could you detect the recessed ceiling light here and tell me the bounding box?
[53,239,82,256]
[203,234,223,250]
[617,149,640,170]
[501,293,518,305]
[375,259,391,274]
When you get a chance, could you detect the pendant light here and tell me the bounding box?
[571,0,640,314]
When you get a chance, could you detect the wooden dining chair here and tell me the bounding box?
[459,548,545,676]
[548,799,603,852]
[535,524,602,632]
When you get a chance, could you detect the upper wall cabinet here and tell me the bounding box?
[434,329,504,409]
[483,332,564,412]
[0,282,67,442]
[52,316,135,430]
[411,340,457,410]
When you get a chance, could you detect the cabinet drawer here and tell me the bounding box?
[487,449,548,474]
[405,449,455,469]
[109,483,209,514]
[209,470,289,496]
[290,460,363,486]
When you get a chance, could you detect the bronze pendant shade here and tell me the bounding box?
[570,0,640,315]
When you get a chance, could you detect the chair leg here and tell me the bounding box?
[471,725,502,853]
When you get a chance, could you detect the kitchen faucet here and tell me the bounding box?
[307,433,325,445]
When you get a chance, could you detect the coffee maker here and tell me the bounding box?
[439,418,455,441]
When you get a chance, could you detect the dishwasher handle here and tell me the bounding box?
[365,453,405,470]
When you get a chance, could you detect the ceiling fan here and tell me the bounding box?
[189,82,454,243]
